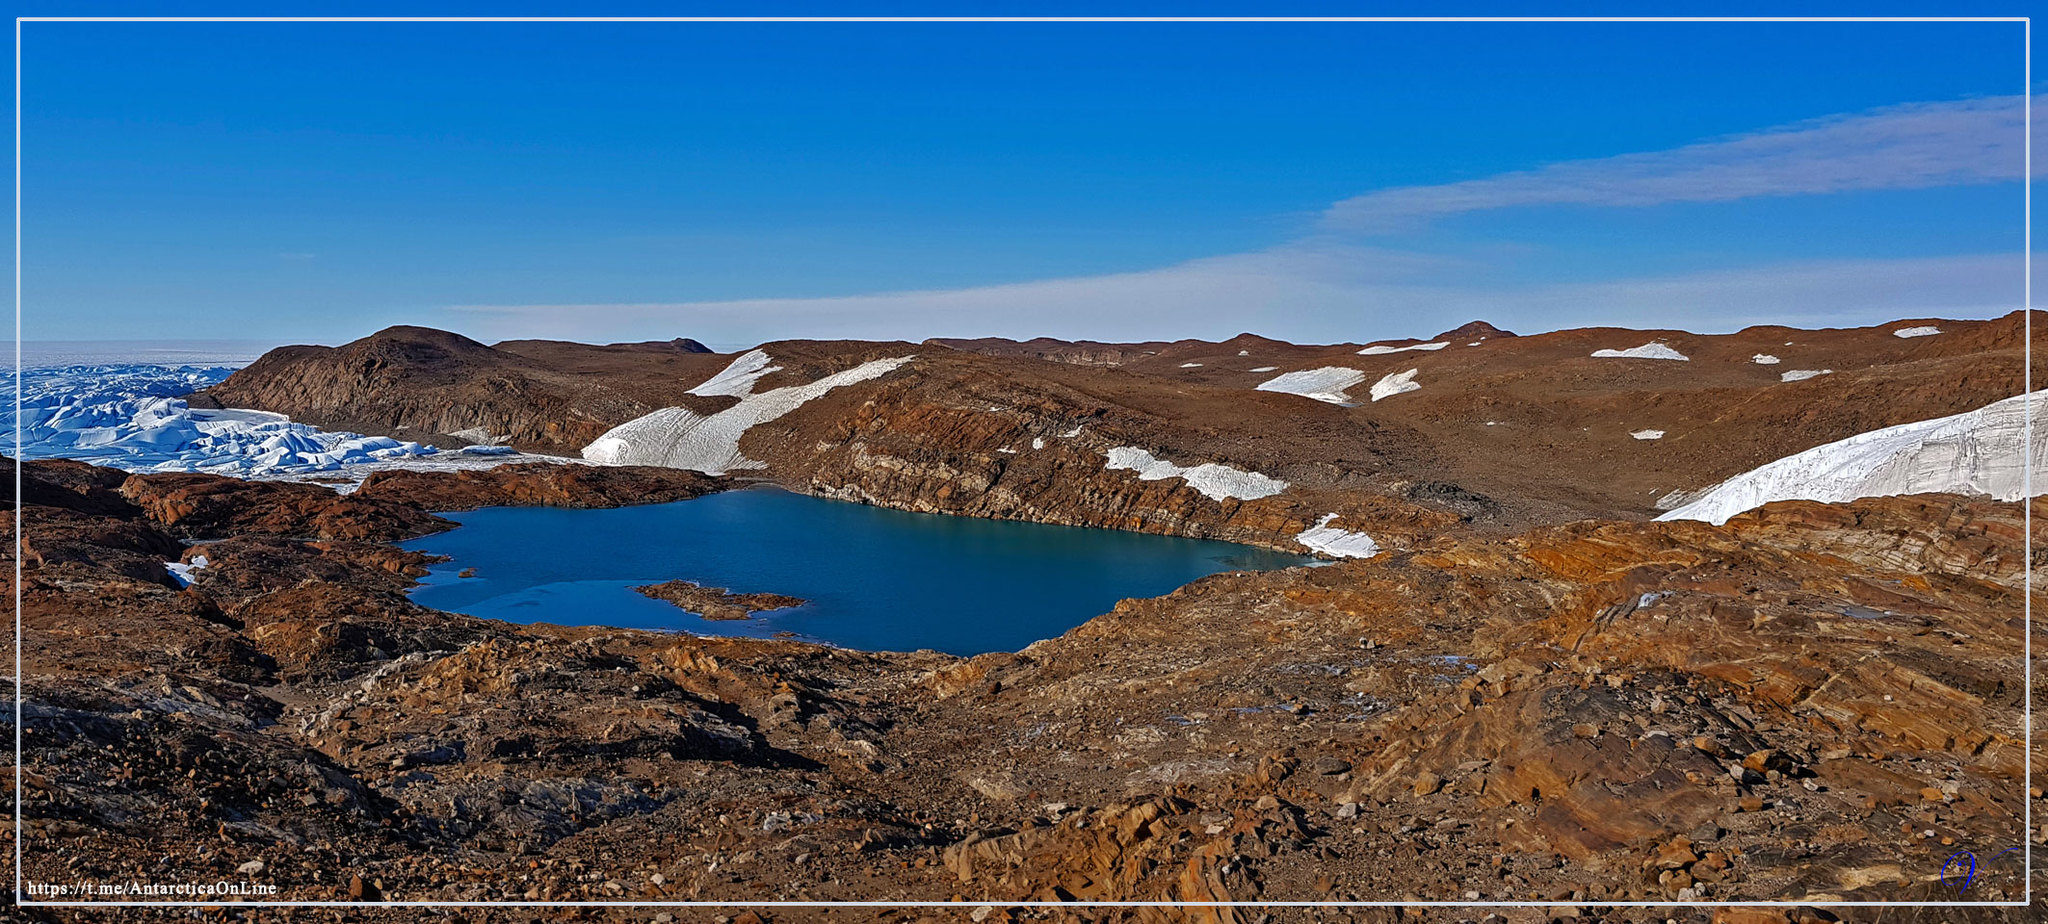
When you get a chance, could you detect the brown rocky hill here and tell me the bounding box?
[199,326,732,451]
[200,313,2040,562]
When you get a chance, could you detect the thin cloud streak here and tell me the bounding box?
[1325,96,2032,232]
[443,250,2025,346]
[441,95,2031,346]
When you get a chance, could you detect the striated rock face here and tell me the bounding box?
[353,462,728,511]
[17,454,2043,913]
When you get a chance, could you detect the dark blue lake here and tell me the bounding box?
[398,486,1315,655]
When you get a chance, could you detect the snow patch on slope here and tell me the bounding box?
[688,349,783,398]
[1893,326,1941,339]
[1295,514,1379,558]
[1592,342,1689,361]
[1658,390,2047,526]
[1249,366,1278,373]
[1103,447,1288,502]
[1358,341,1448,355]
[1752,354,1780,365]
[1369,369,1422,402]
[583,356,916,474]
[1631,430,1665,440]
[1780,369,1833,383]
[1256,367,1367,405]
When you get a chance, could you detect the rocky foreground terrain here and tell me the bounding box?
[11,315,2046,921]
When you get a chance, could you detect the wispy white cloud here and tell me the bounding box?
[442,95,2032,345]
[1325,96,2032,232]
[443,248,2025,345]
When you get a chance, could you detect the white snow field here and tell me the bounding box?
[1658,390,2046,526]
[1256,367,1367,405]
[7,364,511,479]
[1294,513,1379,558]
[1893,326,1942,338]
[583,355,916,474]
[1780,369,1833,383]
[1752,354,1781,365]
[1591,342,1690,361]
[1102,447,1288,502]
[687,348,784,398]
[1369,369,1422,402]
[1357,341,1448,355]
[1631,430,1666,440]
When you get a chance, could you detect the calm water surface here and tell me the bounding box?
[399,486,1314,654]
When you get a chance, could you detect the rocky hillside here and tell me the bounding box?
[199,326,732,452]
[199,313,2044,564]
[12,455,2041,920]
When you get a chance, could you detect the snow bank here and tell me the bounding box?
[1369,369,1422,402]
[688,349,783,398]
[1631,430,1665,440]
[1358,341,1448,355]
[165,554,210,588]
[1780,369,1833,383]
[1294,514,1379,558]
[1179,362,1204,368]
[1893,326,1941,339]
[1592,342,1689,361]
[1103,447,1288,502]
[1249,366,1278,373]
[1256,367,1367,405]
[1752,354,1780,365]
[10,364,452,476]
[1658,390,2047,526]
[583,356,916,474]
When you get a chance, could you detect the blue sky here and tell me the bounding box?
[16,11,2037,345]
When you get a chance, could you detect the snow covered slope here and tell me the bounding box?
[10,364,474,477]
[1659,390,2044,525]
[583,355,915,474]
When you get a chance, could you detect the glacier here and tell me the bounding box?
[10,363,542,481]
[1658,390,2044,525]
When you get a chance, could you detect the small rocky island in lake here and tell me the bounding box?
[631,579,806,620]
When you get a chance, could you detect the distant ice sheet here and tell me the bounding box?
[8,363,556,482]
